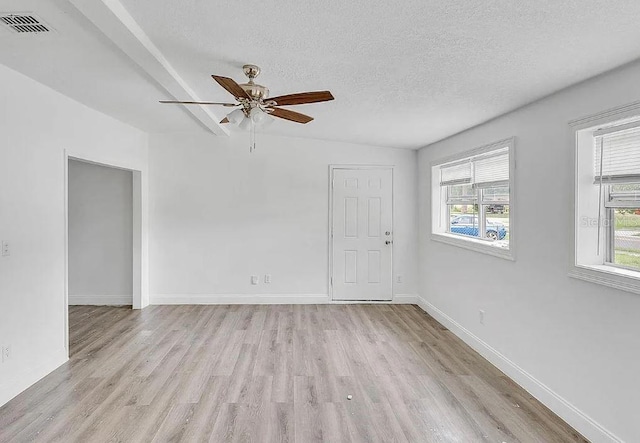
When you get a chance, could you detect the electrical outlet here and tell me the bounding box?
[479,310,485,325]
[1,241,9,257]
[396,275,403,284]
[264,274,272,284]
[251,275,259,285]
[1,345,11,362]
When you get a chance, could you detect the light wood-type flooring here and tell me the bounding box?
[0,304,587,442]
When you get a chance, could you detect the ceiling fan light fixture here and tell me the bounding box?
[227,108,245,125]
[237,116,253,131]
[250,107,271,125]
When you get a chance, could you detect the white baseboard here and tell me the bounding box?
[152,294,329,305]
[414,295,621,443]
[0,348,68,407]
[391,294,419,304]
[69,295,132,305]
[151,293,420,305]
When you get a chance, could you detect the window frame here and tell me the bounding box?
[570,102,640,295]
[431,138,515,261]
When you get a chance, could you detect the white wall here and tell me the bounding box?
[0,63,148,406]
[418,60,640,442]
[68,160,133,305]
[149,131,418,303]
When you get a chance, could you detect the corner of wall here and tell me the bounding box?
[0,348,68,407]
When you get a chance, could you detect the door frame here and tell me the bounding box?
[328,164,394,301]
[64,151,145,356]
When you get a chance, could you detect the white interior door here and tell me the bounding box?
[331,167,393,301]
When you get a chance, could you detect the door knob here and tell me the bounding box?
[385,240,393,245]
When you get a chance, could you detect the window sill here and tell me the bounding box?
[431,232,514,261]
[569,264,640,295]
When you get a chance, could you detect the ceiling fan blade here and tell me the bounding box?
[268,107,314,124]
[160,100,237,106]
[212,75,251,100]
[220,117,229,124]
[266,91,334,106]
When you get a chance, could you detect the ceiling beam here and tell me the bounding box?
[67,0,229,136]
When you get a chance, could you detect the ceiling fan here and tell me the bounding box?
[160,64,334,151]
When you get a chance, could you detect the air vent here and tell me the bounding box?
[0,13,53,34]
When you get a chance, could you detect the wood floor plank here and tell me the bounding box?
[0,304,588,442]
[208,402,241,443]
[177,375,229,441]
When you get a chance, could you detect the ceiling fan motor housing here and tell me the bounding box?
[240,64,269,100]
[240,82,269,100]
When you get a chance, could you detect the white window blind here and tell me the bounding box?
[594,123,640,183]
[440,147,510,188]
[440,161,471,186]
[473,149,509,188]
[446,184,476,203]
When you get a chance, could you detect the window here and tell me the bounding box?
[606,184,640,271]
[573,112,640,293]
[431,138,514,259]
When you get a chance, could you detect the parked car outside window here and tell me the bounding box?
[449,215,507,240]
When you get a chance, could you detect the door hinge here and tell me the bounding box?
[330,277,333,286]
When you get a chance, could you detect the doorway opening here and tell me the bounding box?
[64,155,144,356]
[68,159,133,306]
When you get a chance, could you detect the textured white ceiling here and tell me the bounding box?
[0,0,202,133]
[3,1,640,148]
[115,0,640,148]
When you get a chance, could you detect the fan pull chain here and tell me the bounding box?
[250,118,256,153]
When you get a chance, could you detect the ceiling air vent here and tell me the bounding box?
[0,13,53,34]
